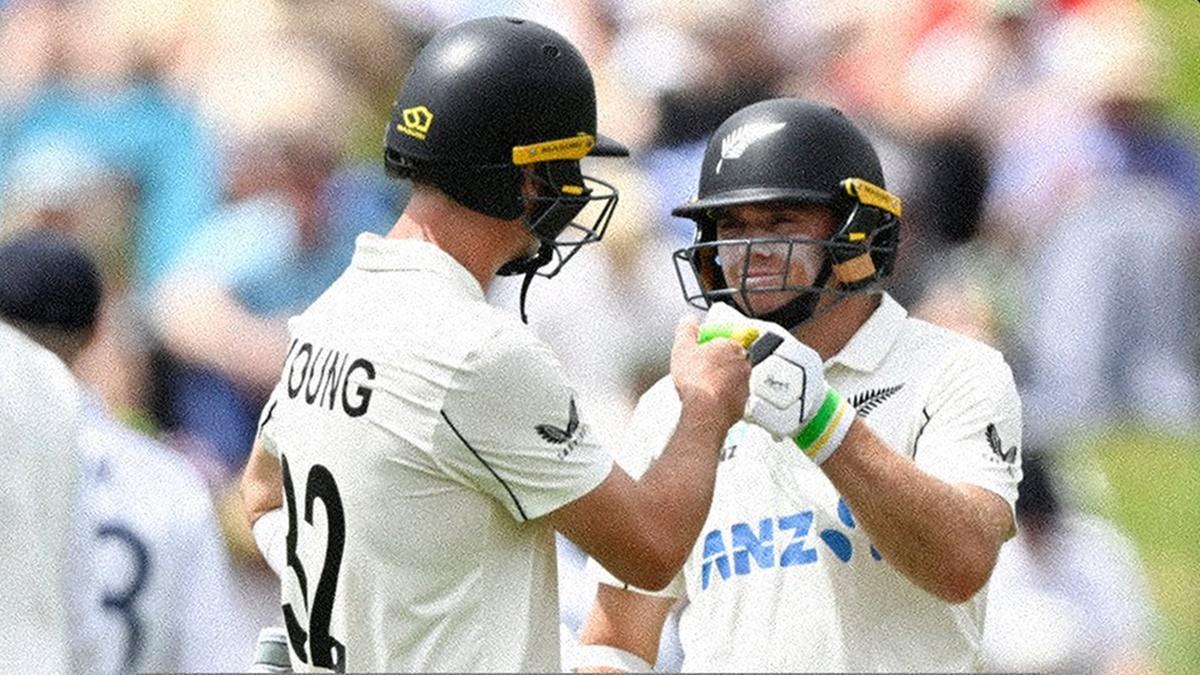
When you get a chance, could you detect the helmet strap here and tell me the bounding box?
[496,171,553,279]
[500,243,554,324]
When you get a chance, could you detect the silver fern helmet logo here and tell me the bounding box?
[716,121,786,174]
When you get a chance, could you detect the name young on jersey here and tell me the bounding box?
[284,340,377,417]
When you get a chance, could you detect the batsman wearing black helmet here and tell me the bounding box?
[238,17,752,673]
[576,99,1024,672]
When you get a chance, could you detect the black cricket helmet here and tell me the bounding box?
[384,16,628,277]
[672,98,902,328]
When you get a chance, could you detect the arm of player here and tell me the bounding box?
[240,436,283,526]
[543,318,750,592]
[572,584,675,672]
[544,410,726,591]
[822,422,1013,603]
[240,436,289,577]
[819,347,1020,604]
[741,321,1019,603]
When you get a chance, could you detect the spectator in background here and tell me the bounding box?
[0,0,219,294]
[280,0,416,162]
[893,132,993,306]
[153,47,402,475]
[984,453,1161,674]
[621,0,786,239]
[1050,0,1200,213]
[983,0,1197,245]
[928,0,1200,445]
[907,132,1027,354]
[1020,177,1200,445]
[0,142,153,420]
[1017,1,1200,441]
[0,0,56,113]
[0,232,251,673]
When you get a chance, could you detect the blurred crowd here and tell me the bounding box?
[0,0,1192,672]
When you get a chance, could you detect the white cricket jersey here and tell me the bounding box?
[0,321,81,674]
[259,234,613,673]
[69,394,246,674]
[594,294,1023,672]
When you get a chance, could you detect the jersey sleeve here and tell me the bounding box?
[587,379,687,599]
[433,326,614,521]
[913,346,1023,522]
[257,336,302,459]
[0,324,81,674]
[256,391,284,459]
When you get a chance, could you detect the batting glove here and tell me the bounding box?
[704,303,854,464]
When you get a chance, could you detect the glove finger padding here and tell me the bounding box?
[705,301,793,346]
[744,340,825,437]
[743,338,855,465]
[746,332,784,367]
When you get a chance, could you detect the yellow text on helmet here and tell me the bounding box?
[843,178,902,217]
[512,133,596,166]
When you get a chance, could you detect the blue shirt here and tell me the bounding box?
[1,83,219,291]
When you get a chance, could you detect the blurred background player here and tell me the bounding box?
[0,231,251,673]
[983,452,1161,674]
[239,16,751,673]
[575,98,1023,672]
[0,313,81,674]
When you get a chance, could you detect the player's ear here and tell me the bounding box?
[518,167,539,217]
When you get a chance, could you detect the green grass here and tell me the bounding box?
[1143,0,1200,132]
[1062,5,1200,665]
[1061,428,1200,675]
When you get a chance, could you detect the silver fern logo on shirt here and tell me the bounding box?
[536,397,585,459]
[716,121,786,174]
[848,384,904,418]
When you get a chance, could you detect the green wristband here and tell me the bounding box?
[793,389,843,451]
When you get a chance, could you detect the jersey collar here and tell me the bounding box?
[827,292,907,373]
[351,233,484,301]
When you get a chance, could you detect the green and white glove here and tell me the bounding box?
[703,303,854,464]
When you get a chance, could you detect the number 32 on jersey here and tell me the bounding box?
[281,454,347,672]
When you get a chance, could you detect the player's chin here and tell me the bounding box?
[735,289,797,317]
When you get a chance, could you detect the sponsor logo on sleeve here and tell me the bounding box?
[536,397,586,459]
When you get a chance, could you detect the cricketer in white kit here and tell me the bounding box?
[69,393,247,674]
[590,294,1022,671]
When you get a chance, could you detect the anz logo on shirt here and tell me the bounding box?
[699,498,885,591]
